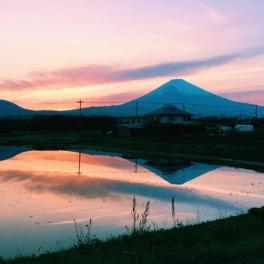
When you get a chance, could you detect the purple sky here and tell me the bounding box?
[0,0,263,109]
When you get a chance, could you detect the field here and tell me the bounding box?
[0,132,263,170]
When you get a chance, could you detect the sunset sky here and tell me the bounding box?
[0,0,263,110]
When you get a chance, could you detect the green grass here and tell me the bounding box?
[5,207,264,264]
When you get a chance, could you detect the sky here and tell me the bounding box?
[0,0,263,110]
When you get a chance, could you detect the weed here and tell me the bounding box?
[73,218,93,246]
[139,200,151,232]
[126,196,151,234]
[171,197,183,228]
[171,197,176,227]
[131,196,139,233]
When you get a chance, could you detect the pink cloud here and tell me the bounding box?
[26,91,144,108]
[12,90,145,111]
[0,53,242,91]
[220,89,264,106]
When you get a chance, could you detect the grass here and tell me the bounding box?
[4,206,264,264]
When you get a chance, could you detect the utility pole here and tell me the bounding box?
[182,103,185,111]
[135,101,138,117]
[77,99,84,117]
[255,104,258,119]
[77,99,84,133]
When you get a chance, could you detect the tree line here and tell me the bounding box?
[0,115,116,133]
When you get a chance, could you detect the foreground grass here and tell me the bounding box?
[0,132,264,170]
[4,207,264,264]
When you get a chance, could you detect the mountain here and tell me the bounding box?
[0,80,263,117]
[0,100,33,117]
[0,100,58,118]
[68,79,262,117]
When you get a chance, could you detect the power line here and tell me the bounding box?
[79,100,260,109]
[23,100,263,118]
[34,100,262,109]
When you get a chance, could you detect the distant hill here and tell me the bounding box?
[0,100,33,117]
[0,100,58,118]
[1,80,263,118]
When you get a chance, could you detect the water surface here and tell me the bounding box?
[0,147,264,259]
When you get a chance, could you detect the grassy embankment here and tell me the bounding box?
[0,132,263,170]
[4,206,264,264]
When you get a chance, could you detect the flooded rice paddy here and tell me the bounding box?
[0,146,264,258]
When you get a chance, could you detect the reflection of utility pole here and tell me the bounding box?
[134,159,138,173]
[77,151,82,176]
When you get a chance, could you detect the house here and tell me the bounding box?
[218,126,232,134]
[115,116,146,136]
[235,124,254,133]
[147,104,192,124]
[116,116,147,125]
[116,123,145,136]
[115,104,193,136]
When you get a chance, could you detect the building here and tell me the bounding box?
[218,126,232,134]
[116,116,147,125]
[114,116,146,136]
[115,104,193,136]
[147,104,192,124]
[235,124,254,133]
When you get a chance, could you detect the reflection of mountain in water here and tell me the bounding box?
[0,147,219,185]
[131,160,219,185]
[0,147,241,210]
[0,146,31,161]
[73,149,220,185]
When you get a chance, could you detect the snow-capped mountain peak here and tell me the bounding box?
[144,79,211,97]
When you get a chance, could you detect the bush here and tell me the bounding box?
[0,115,116,133]
[144,123,206,137]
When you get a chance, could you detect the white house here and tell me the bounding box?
[235,124,254,133]
[147,104,192,124]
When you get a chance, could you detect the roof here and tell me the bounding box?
[117,124,144,129]
[116,116,147,119]
[147,104,192,116]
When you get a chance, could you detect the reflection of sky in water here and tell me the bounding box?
[0,148,264,259]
